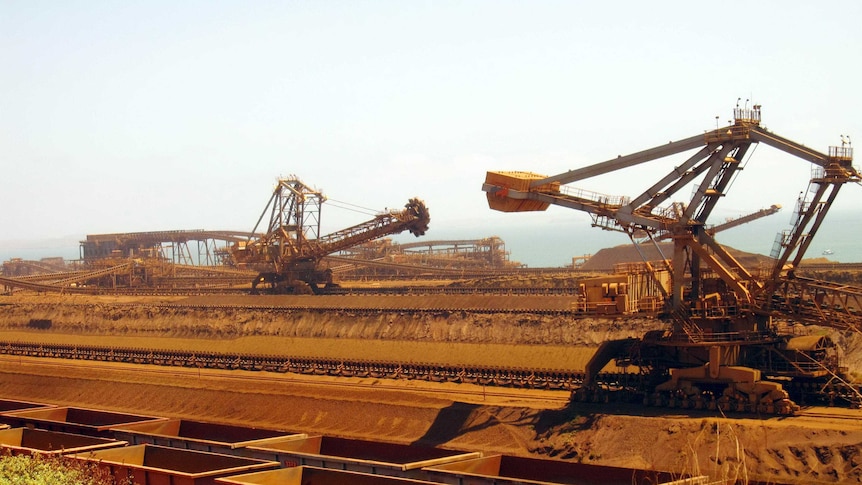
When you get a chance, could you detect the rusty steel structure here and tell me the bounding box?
[58,230,259,290]
[329,236,522,279]
[1,233,558,294]
[0,178,431,294]
[483,105,862,412]
[1,257,69,277]
[651,203,781,242]
[80,230,255,266]
[234,176,430,293]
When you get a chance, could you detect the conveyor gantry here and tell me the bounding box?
[483,106,862,411]
[482,106,860,315]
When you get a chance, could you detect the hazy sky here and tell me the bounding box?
[2,1,861,265]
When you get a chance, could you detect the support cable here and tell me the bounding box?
[326,198,382,217]
[723,142,758,197]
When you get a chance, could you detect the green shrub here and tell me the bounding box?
[0,451,119,485]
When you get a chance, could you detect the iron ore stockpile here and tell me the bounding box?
[2,279,862,485]
[3,110,862,484]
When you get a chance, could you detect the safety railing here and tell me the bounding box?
[828,145,853,161]
[733,107,762,125]
[558,185,630,208]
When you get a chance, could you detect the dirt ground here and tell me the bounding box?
[1,293,862,484]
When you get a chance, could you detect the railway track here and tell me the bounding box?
[1,278,580,297]
[326,286,580,296]
[0,340,598,391]
[799,262,862,271]
[6,294,585,316]
[0,354,572,408]
[794,408,862,422]
[167,303,576,316]
[2,340,860,417]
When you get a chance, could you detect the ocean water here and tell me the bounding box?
[716,212,861,264]
[1,212,858,269]
[469,210,861,268]
[0,237,82,264]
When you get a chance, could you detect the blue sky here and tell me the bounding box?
[2,1,861,266]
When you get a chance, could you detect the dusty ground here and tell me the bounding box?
[1,293,862,484]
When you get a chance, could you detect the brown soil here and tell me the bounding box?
[1,293,862,484]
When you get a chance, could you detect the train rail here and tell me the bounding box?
[2,340,860,416]
[0,340,597,391]
[325,286,580,296]
[2,276,581,297]
[166,303,577,316]
[3,289,588,316]
[0,354,573,408]
[799,262,862,271]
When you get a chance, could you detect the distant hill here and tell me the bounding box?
[580,242,775,272]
